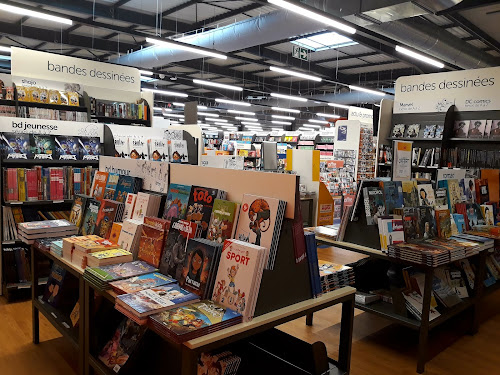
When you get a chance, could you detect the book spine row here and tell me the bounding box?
[442,147,500,169]
[90,98,148,121]
[3,166,95,202]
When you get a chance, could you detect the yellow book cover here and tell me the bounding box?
[17,168,26,201]
[88,248,131,260]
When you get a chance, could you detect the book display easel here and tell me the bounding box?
[28,159,356,375]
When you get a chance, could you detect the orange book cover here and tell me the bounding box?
[137,224,166,268]
[481,169,499,203]
[91,171,109,201]
[109,223,123,244]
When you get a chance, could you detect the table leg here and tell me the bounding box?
[338,295,354,373]
[84,282,92,375]
[181,346,199,375]
[306,313,313,326]
[31,245,39,345]
[470,250,487,335]
[417,268,434,374]
[78,277,85,375]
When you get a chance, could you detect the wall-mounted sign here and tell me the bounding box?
[11,47,140,93]
[394,67,500,113]
[292,45,308,61]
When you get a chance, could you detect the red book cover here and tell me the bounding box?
[7,168,16,201]
[35,166,43,201]
[94,199,122,239]
[26,169,38,201]
[143,216,170,232]
[49,168,55,200]
[137,224,166,268]
[59,168,64,200]
[455,203,469,231]
[91,171,109,201]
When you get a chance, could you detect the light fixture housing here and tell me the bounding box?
[272,106,301,114]
[267,0,355,34]
[198,112,219,118]
[235,116,258,122]
[227,109,255,116]
[298,127,314,131]
[193,79,242,91]
[216,122,232,126]
[309,119,329,124]
[146,37,227,60]
[316,113,341,119]
[271,92,308,102]
[272,115,295,120]
[395,45,445,69]
[206,117,226,122]
[142,88,188,98]
[328,102,350,109]
[271,128,283,132]
[215,98,251,106]
[0,3,73,25]
[163,113,185,118]
[269,66,322,82]
[272,120,292,125]
[139,70,153,76]
[349,85,387,97]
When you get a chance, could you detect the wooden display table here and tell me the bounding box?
[311,232,496,373]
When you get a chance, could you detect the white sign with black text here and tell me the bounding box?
[348,106,373,124]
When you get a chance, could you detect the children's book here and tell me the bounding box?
[110,273,176,295]
[405,124,420,138]
[114,176,141,204]
[162,183,191,221]
[417,184,435,207]
[391,124,405,138]
[31,134,56,159]
[402,207,419,241]
[402,181,419,207]
[452,213,466,233]
[207,199,239,243]
[56,136,80,160]
[2,133,32,159]
[379,181,403,214]
[103,173,120,200]
[80,199,100,236]
[91,171,109,201]
[85,261,158,282]
[186,186,227,238]
[169,140,188,163]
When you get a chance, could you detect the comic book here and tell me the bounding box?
[481,204,495,226]
[363,187,385,225]
[103,173,120,200]
[2,133,32,159]
[55,136,80,160]
[94,199,124,239]
[162,183,191,221]
[137,223,167,268]
[31,134,56,159]
[110,273,176,295]
[114,176,142,204]
[403,207,419,241]
[438,179,461,214]
[402,181,419,207]
[417,206,437,240]
[435,209,452,239]
[379,181,403,214]
[80,199,100,236]
[186,186,227,238]
[207,199,239,243]
[466,203,486,228]
[69,194,89,230]
[417,184,435,207]
[91,171,109,201]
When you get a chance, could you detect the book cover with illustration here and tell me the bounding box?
[117,284,199,317]
[402,181,419,207]
[55,136,80,160]
[207,199,239,243]
[363,187,385,225]
[435,188,449,210]
[452,213,466,233]
[211,239,266,321]
[91,171,109,201]
[423,125,437,138]
[391,124,405,138]
[94,199,124,239]
[2,133,32,159]
[438,179,461,214]
[110,273,176,295]
[81,199,100,236]
[379,181,403,214]
[169,140,188,163]
[234,194,285,269]
[403,207,419,241]
[464,178,476,203]
[69,194,89,229]
[179,239,219,298]
[149,138,169,161]
[114,176,141,203]
[98,318,147,372]
[453,120,469,137]
[187,186,227,237]
[31,134,56,159]
[103,173,120,200]
[129,137,148,160]
[160,218,200,280]
[435,209,452,239]
[468,120,486,138]
[42,263,67,308]
[417,206,437,240]
[417,184,436,207]
[481,204,495,226]
[405,124,420,138]
[137,224,167,268]
[162,183,191,221]
[466,203,486,228]
[123,193,137,220]
[86,261,158,282]
[79,137,100,160]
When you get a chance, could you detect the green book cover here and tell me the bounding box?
[206,199,238,243]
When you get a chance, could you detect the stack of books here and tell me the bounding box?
[115,284,199,325]
[83,260,157,291]
[18,220,78,245]
[110,272,176,295]
[62,235,100,262]
[86,248,133,268]
[132,192,163,222]
[50,239,63,257]
[33,237,61,252]
[149,300,242,343]
[72,237,120,268]
[117,219,143,258]
[318,260,355,293]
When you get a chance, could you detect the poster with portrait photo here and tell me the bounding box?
[490,120,500,138]
[453,120,469,138]
[468,120,486,138]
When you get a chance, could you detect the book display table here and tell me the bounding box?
[310,233,496,373]
[84,278,356,375]
[31,244,86,375]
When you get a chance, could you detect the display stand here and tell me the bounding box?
[311,234,497,373]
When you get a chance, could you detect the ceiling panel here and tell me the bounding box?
[168,84,194,90]
[275,77,310,83]
[206,57,242,66]
[188,72,219,79]
[254,71,285,78]
[266,42,291,54]
[212,77,239,83]
[309,49,349,62]
[461,3,500,43]
[231,63,267,72]
[466,39,489,49]
[318,58,368,69]
[70,25,113,38]
[336,44,374,55]
[166,66,198,73]
[360,54,394,64]
[447,26,471,39]
[190,88,214,93]
[123,0,190,14]
[233,51,263,60]
[205,14,250,28]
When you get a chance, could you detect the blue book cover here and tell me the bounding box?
[73,168,82,195]
[103,173,120,200]
[452,214,466,233]
[162,183,191,220]
[42,168,50,200]
[110,272,176,294]
[381,181,404,214]
[114,175,141,204]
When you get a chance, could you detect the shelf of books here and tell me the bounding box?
[24,156,356,375]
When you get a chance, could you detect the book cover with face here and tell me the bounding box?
[180,239,217,298]
[235,194,281,249]
[418,184,435,207]
[207,199,238,243]
[468,120,486,138]
[454,120,469,137]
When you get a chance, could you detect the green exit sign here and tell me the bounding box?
[292,45,308,61]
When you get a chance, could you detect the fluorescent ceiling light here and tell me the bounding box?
[349,85,386,97]
[272,120,292,125]
[272,106,301,114]
[146,37,227,60]
[271,92,308,102]
[139,70,153,76]
[0,46,11,53]
[193,79,242,91]
[268,0,355,34]
[0,55,11,61]
[140,76,158,82]
[317,112,341,119]
[228,109,255,116]
[0,3,73,25]
[235,116,257,122]
[215,98,251,107]
[163,114,185,118]
[242,122,262,126]
[174,102,207,110]
[269,66,322,82]
[142,88,188,98]
[309,119,328,124]
[153,107,172,112]
[271,128,283,131]
[395,45,444,69]
[206,117,226,122]
[216,122,232,126]
[292,31,357,52]
[272,114,295,120]
[304,124,321,128]
[197,105,208,110]
[328,102,350,109]
[298,127,313,131]
[199,112,219,118]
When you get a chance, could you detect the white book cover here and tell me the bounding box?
[118,219,143,257]
[169,140,188,163]
[132,192,150,223]
[123,193,137,220]
[418,184,436,206]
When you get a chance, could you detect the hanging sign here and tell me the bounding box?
[394,66,500,113]
[348,106,373,124]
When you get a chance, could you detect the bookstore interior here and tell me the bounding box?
[0,1,500,375]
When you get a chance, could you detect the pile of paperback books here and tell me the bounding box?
[18,219,78,244]
[83,260,157,291]
[318,260,355,293]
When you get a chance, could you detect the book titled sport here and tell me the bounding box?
[109,272,176,295]
[234,194,286,270]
